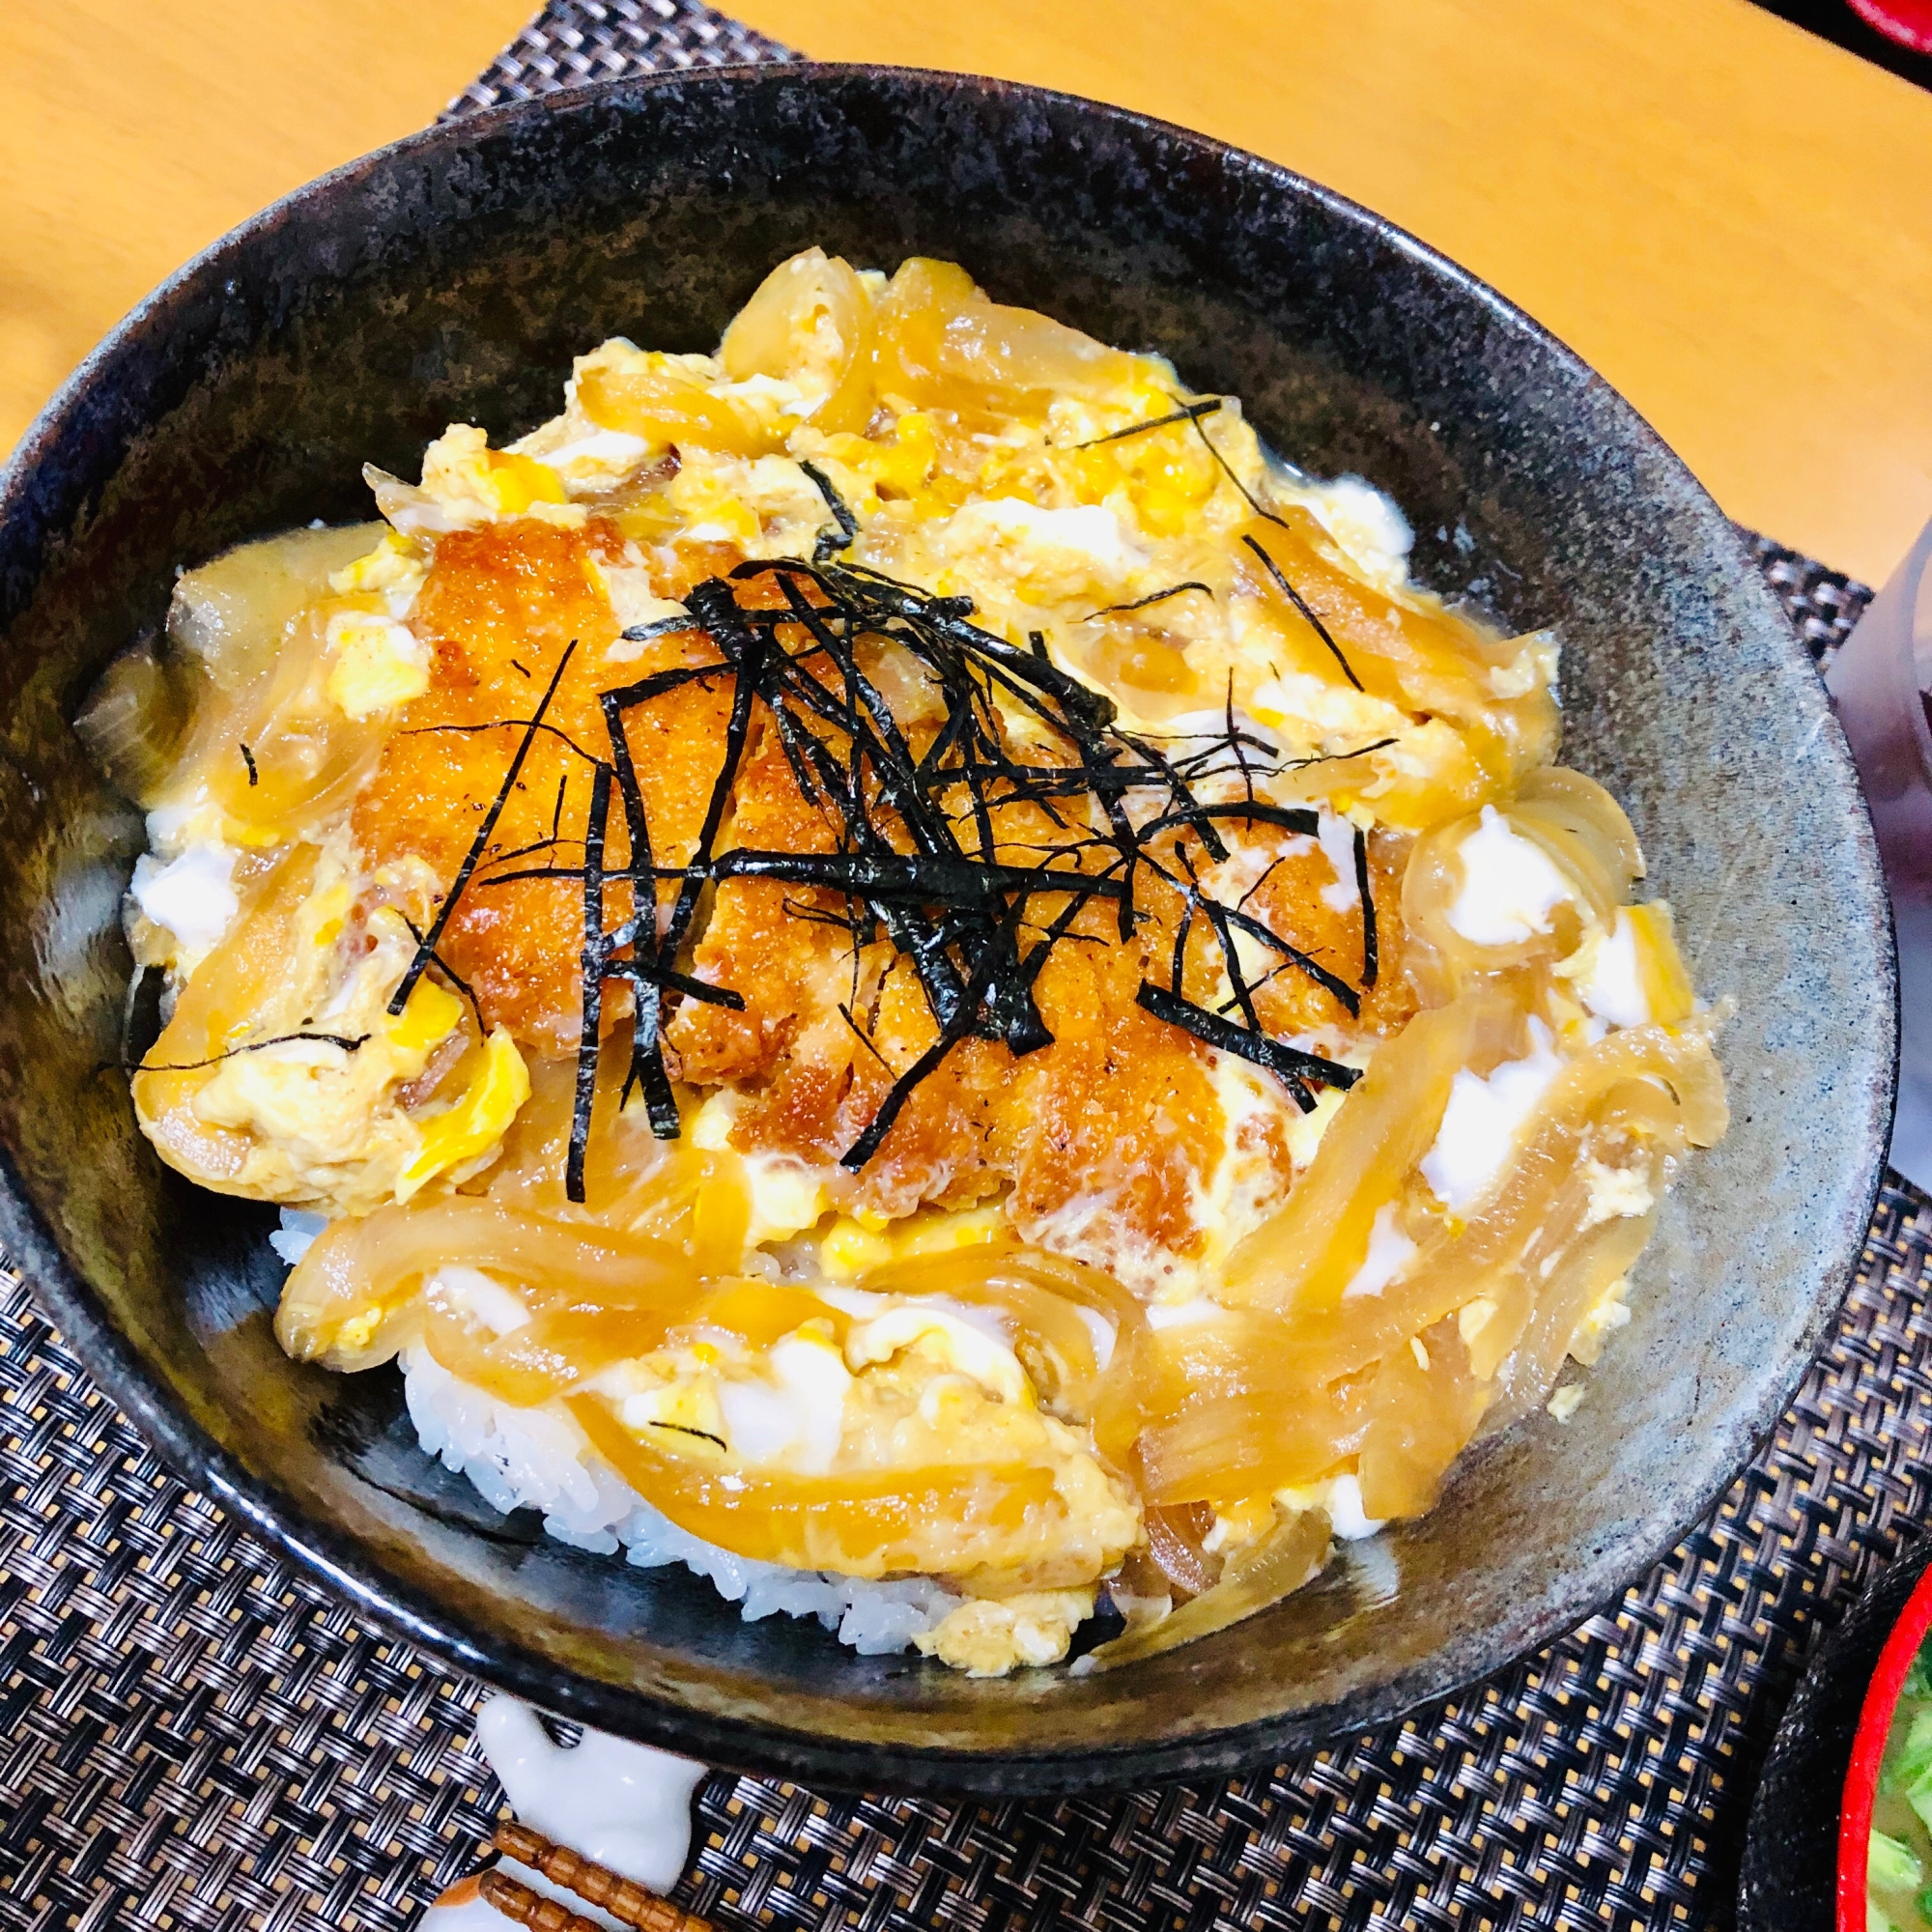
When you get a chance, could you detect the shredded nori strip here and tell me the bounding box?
[1134,799,1321,842]
[1239,534,1364,693]
[1183,406,1369,692]
[838,1000,893,1069]
[1187,401,1274,525]
[1070,398,1223,449]
[800,459,860,562]
[1284,735,1397,771]
[710,848,1129,905]
[1134,983,1356,1112]
[1078,582,1214,623]
[132,1030,370,1074]
[619,612,702,645]
[1193,887,1360,1017]
[394,912,485,1031]
[400,718,606,767]
[838,897,1032,1170]
[388,639,578,1017]
[567,763,614,1203]
[240,742,258,786]
[645,1421,728,1449]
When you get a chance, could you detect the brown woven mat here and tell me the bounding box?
[0,10,1910,1924]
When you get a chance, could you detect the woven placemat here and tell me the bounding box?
[451,0,793,114]
[0,12,1910,1926]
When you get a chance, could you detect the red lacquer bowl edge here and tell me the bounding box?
[1846,0,1932,54]
[1840,1563,1932,1929]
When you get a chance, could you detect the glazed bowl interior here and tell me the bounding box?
[0,65,1892,1795]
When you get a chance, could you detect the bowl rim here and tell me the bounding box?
[0,59,1895,1794]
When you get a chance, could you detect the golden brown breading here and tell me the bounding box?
[355,520,1385,1253]
[354,522,739,1052]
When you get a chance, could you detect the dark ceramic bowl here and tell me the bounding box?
[0,65,1894,1796]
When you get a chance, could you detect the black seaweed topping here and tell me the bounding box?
[389,640,580,1018]
[1284,736,1398,771]
[240,742,258,786]
[1353,822,1379,990]
[1135,982,1354,1113]
[132,1030,370,1074]
[1171,396,1367,696]
[1185,400,1274,524]
[645,1421,728,1449]
[399,718,606,767]
[567,761,614,1202]
[619,613,704,645]
[799,459,860,562]
[1239,534,1364,694]
[1078,582,1214,623]
[393,911,485,1031]
[1069,398,1223,449]
[438,553,1381,1194]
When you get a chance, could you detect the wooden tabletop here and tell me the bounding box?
[4,0,1929,585]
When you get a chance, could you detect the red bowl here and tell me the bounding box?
[1839,1560,1932,1929]
[1847,0,1932,52]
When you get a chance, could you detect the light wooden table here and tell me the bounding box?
[4,0,1929,584]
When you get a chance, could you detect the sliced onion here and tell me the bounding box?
[275,1196,692,1371]
[872,257,1137,418]
[1143,1503,1219,1600]
[1139,1020,1724,1511]
[1079,1506,1331,1671]
[1403,767,1646,992]
[169,524,379,693]
[1218,990,1520,1313]
[72,636,197,808]
[720,246,875,435]
[861,1244,1157,1460]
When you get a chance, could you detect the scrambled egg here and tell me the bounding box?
[133,828,526,1214]
[915,1590,1097,1676]
[325,611,432,720]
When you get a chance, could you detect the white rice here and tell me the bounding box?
[400,1345,962,1655]
[270,1206,328,1264]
